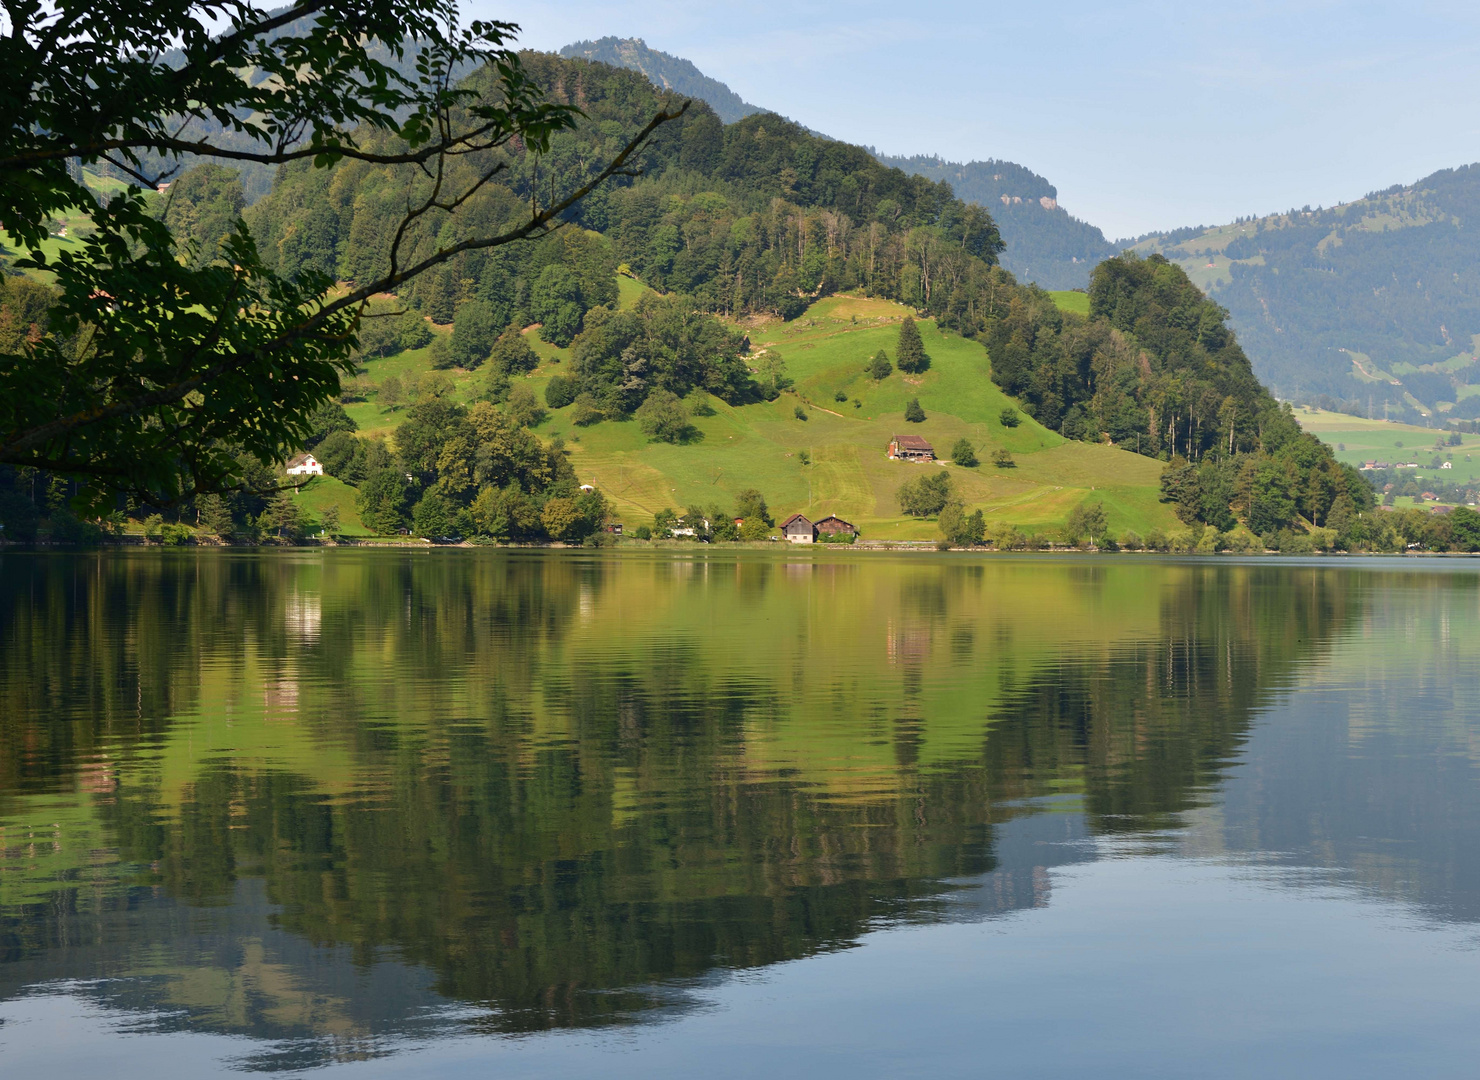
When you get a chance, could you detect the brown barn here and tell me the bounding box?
[888,434,935,461]
[814,515,856,538]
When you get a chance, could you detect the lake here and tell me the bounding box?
[3,549,1480,1078]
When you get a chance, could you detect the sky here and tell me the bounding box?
[479,0,1480,239]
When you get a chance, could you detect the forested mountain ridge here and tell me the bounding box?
[243,52,1006,332]
[558,37,761,124]
[871,154,1119,290]
[3,48,1376,548]
[557,38,1116,292]
[1133,164,1480,421]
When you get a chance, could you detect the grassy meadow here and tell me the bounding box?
[327,292,1178,540]
[1295,407,1478,496]
[1047,290,1090,316]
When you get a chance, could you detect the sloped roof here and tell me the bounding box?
[780,513,813,529]
[891,434,933,450]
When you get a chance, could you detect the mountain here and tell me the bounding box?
[558,37,761,124]
[1133,165,1480,421]
[222,50,1361,547]
[870,154,1119,291]
[558,39,1116,292]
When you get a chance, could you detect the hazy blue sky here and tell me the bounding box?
[483,0,1480,238]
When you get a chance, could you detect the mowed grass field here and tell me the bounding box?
[1296,407,1480,492]
[190,285,1177,539]
[529,294,1174,539]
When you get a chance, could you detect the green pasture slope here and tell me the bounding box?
[338,292,1176,540]
[1297,407,1480,493]
[337,294,1175,539]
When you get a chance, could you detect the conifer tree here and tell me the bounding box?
[905,399,926,423]
[868,349,892,380]
[896,318,929,374]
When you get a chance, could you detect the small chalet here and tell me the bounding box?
[604,522,623,535]
[285,452,324,476]
[814,515,856,538]
[888,434,935,461]
[781,513,815,543]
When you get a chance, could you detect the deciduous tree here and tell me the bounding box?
[0,1,682,510]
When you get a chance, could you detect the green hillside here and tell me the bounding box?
[1296,407,1479,506]
[330,293,1173,539]
[1,49,1361,549]
[1133,164,1480,419]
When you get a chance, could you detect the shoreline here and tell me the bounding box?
[2,538,1477,557]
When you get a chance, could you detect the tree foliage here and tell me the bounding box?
[896,317,929,373]
[568,294,751,415]
[1,3,681,509]
[897,471,953,516]
[635,389,693,443]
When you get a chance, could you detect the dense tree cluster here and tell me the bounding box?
[335,398,606,541]
[565,293,751,417]
[978,252,1372,537]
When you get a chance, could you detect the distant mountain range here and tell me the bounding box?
[1133,165,1480,419]
[559,37,1111,291]
[868,154,1119,290]
[559,38,762,125]
[563,38,1480,420]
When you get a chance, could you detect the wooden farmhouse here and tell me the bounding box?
[780,514,815,543]
[814,515,856,538]
[888,434,935,461]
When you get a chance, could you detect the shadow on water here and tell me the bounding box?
[0,550,1446,1066]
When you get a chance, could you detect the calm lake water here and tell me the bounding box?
[3,549,1480,1077]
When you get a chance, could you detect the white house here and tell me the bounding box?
[285,452,324,476]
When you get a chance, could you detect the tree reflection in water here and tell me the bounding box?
[0,551,1373,1064]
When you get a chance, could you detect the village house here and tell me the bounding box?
[888,434,935,461]
[814,515,856,539]
[781,514,815,543]
[285,452,324,476]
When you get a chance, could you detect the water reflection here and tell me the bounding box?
[2,551,1478,1071]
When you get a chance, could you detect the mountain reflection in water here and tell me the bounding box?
[2,550,1479,1075]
